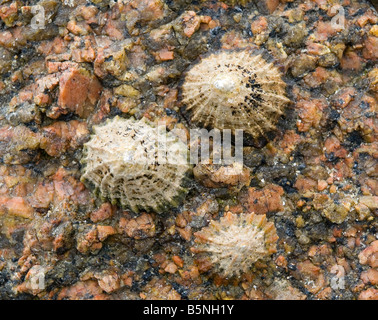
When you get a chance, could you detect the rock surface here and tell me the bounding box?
[0,0,376,300]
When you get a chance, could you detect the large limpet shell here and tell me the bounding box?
[81,116,192,213]
[181,49,290,140]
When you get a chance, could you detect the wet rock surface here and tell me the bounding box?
[0,0,377,300]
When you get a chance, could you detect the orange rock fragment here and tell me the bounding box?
[363,36,378,60]
[314,21,337,41]
[0,197,34,219]
[104,19,123,40]
[164,262,178,274]
[296,260,325,294]
[361,268,378,285]
[357,10,378,27]
[194,163,251,190]
[40,120,89,157]
[241,184,284,215]
[97,272,121,293]
[341,50,363,71]
[359,240,378,268]
[177,226,192,241]
[29,182,54,209]
[57,280,108,300]
[97,225,116,241]
[317,180,328,191]
[118,213,156,239]
[182,11,201,38]
[275,255,288,270]
[296,99,325,132]
[130,0,165,22]
[264,0,280,13]
[157,49,174,61]
[57,68,102,118]
[277,130,301,155]
[251,16,268,34]
[324,135,348,158]
[294,177,317,193]
[66,20,91,36]
[76,226,102,254]
[359,288,378,300]
[331,87,357,109]
[172,255,184,268]
[90,203,115,223]
[121,271,134,287]
[79,5,99,23]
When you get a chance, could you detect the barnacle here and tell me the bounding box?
[181,50,290,140]
[80,116,192,213]
[192,212,278,277]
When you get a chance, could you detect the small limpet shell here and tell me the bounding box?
[192,211,278,277]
